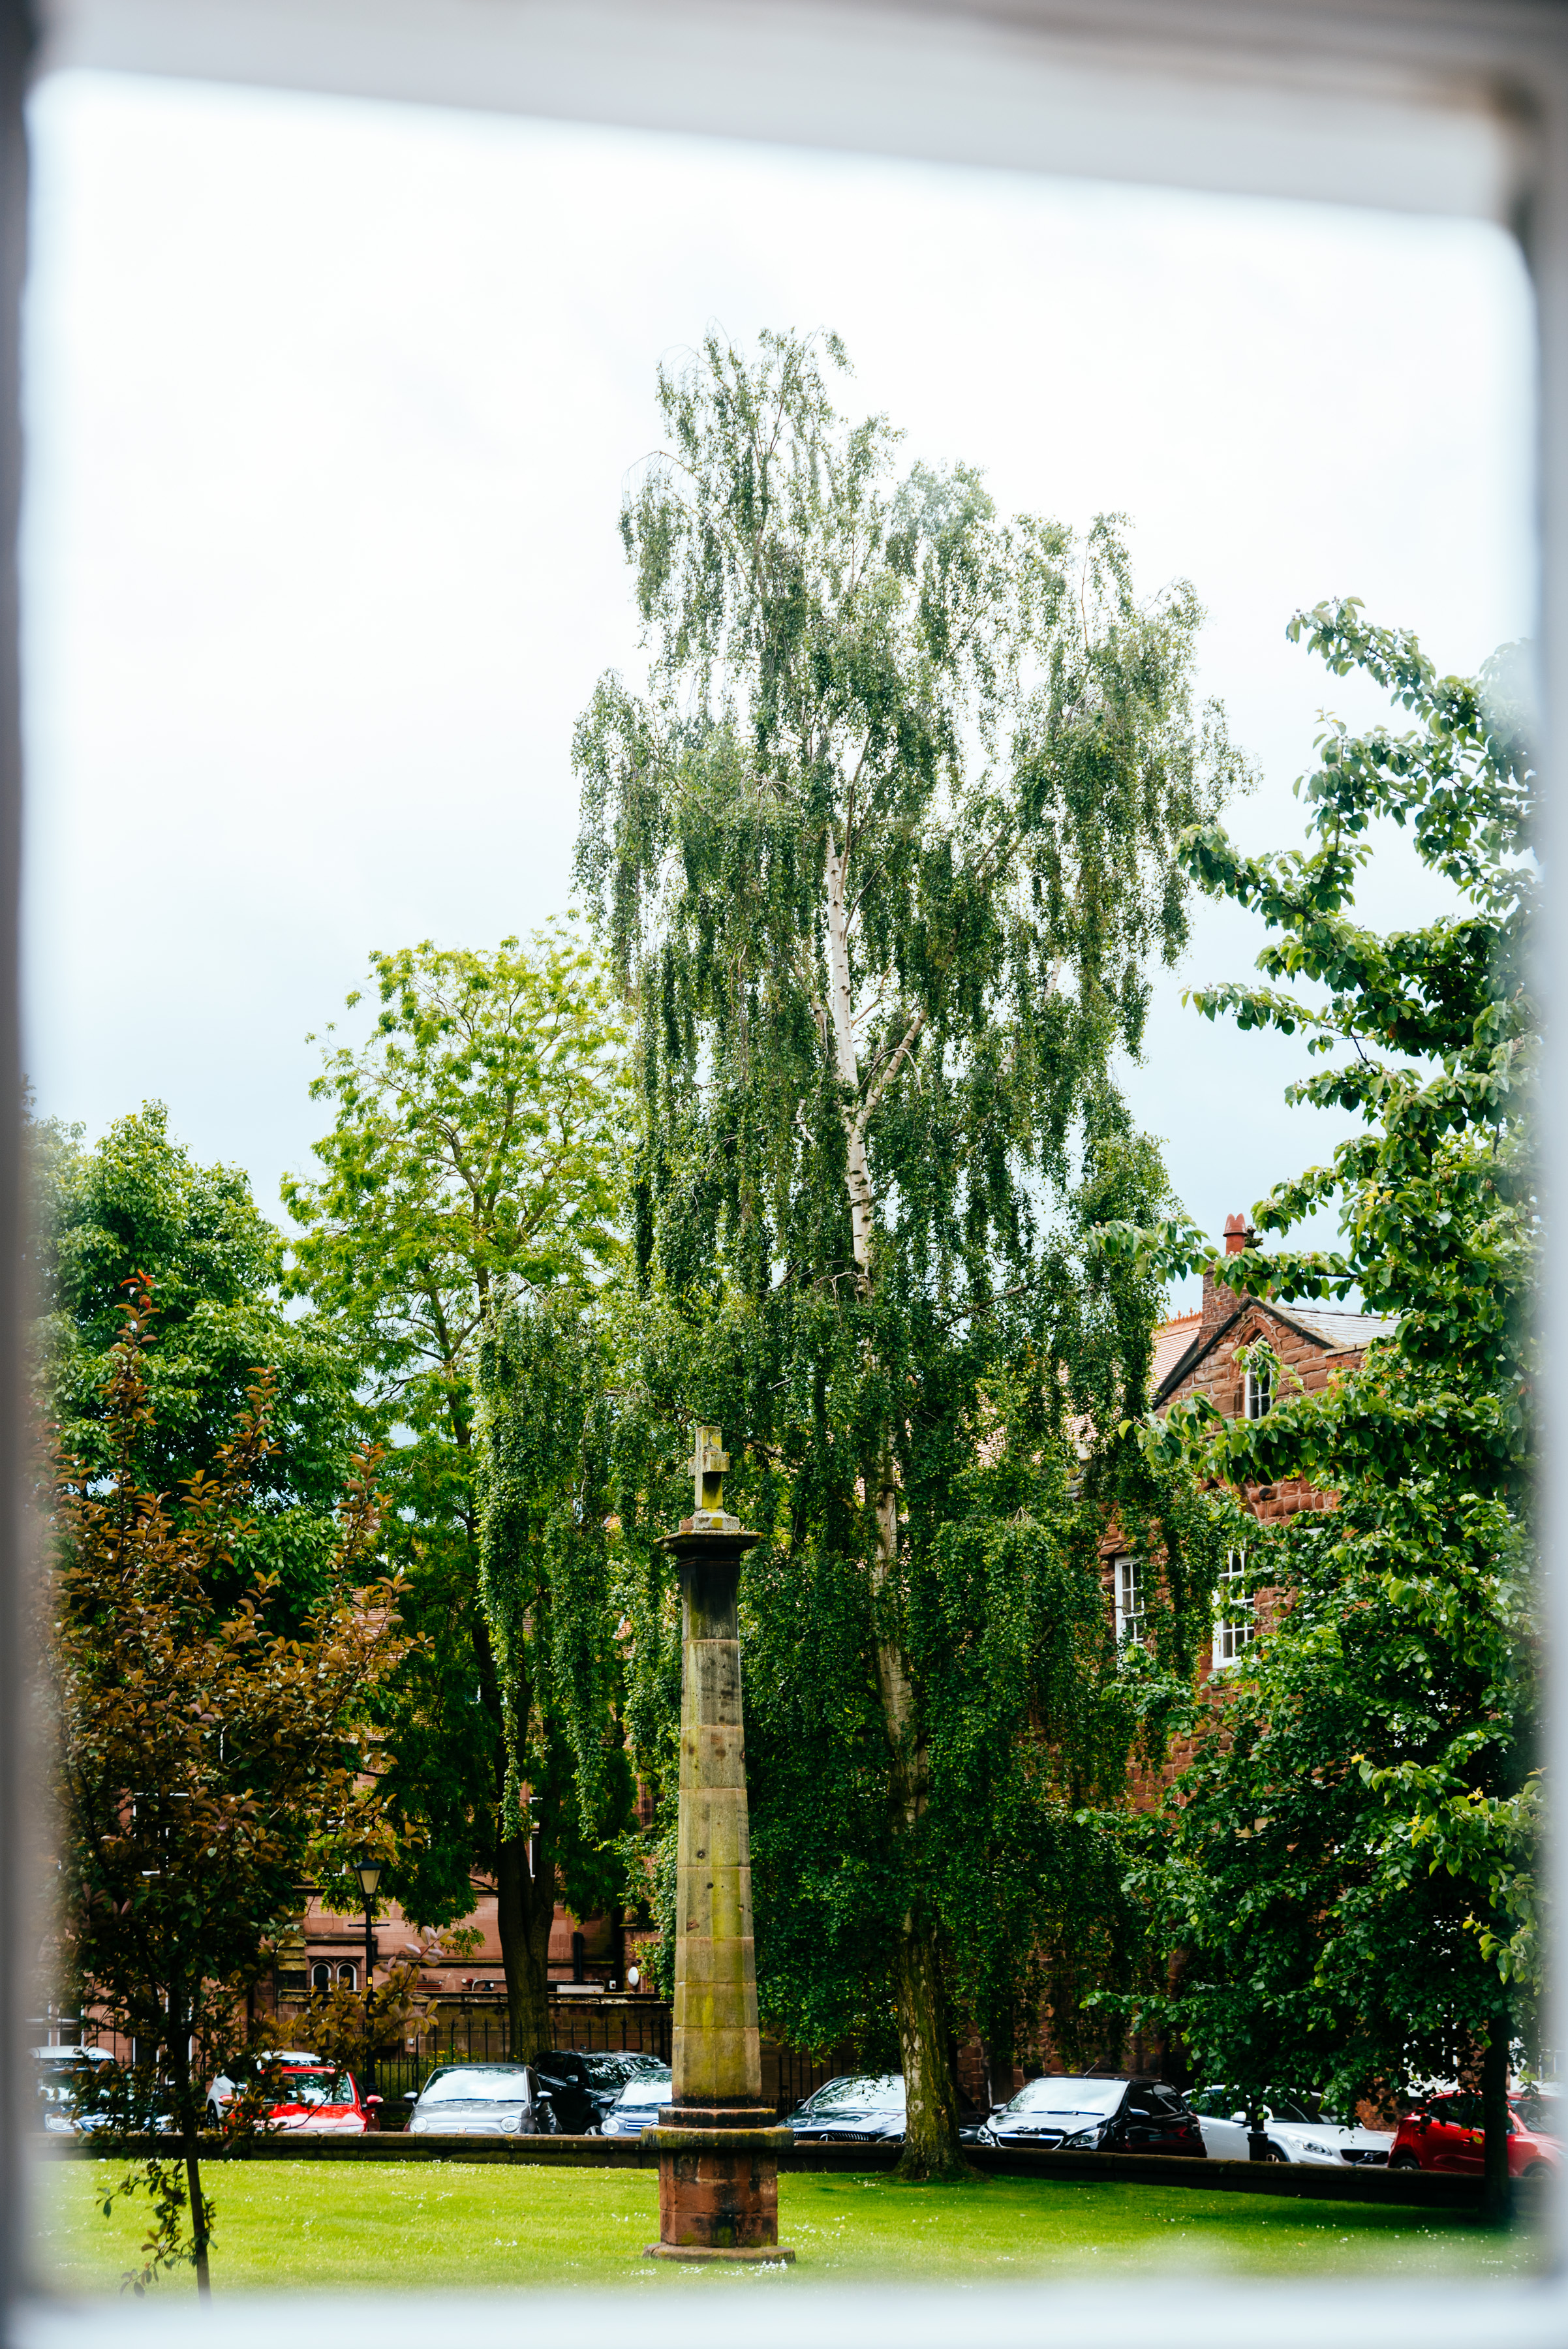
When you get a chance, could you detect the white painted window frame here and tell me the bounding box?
[1113,1553,1146,1649]
[1212,1546,1255,1670]
[5,0,1567,2332]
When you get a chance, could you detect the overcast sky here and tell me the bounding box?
[20,69,1535,1306]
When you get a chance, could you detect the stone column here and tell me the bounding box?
[645,1428,793,2263]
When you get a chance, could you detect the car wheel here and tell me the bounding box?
[1389,2151,1421,2171]
[1265,2143,1289,2164]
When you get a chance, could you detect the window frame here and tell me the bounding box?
[1212,1546,1256,1671]
[8,0,1568,2322]
[1113,1552,1147,1650]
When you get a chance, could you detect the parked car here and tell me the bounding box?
[405,2061,553,2138]
[1189,2085,1392,2168]
[599,2063,673,2137]
[1390,2091,1561,2181]
[783,2072,989,2146]
[208,2057,375,2135]
[529,2048,668,2134]
[207,2050,324,2127]
[785,2074,908,2144]
[1511,2085,1564,2140]
[977,2074,1205,2157]
[31,2044,113,2134]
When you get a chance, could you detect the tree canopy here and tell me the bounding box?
[283,932,630,2043]
[33,1103,361,1618]
[574,329,1246,2169]
[1118,602,1537,2218]
[49,1280,401,2292]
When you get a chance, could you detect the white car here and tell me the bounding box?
[1190,2085,1393,2168]
[600,2066,673,2137]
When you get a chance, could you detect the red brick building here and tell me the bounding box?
[277,1885,624,2012]
[1105,1211,1393,1803]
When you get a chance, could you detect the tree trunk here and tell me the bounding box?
[823,831,876,1276]
[165,2016,211,2298]
[1481,2027,1512,2228]
[825,827,959,2174]
[871,1454,962,2179]
[891,1921,961,2177]
[182,2128,211,2299]
[497,1831,556,2066]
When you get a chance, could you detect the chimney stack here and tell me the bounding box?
[1203,1211,1252,1332]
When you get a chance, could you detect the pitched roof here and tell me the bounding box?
[1277,1306,1398,1352]
[1150,1297,1396,1407]
[1150,1311,1201,1391]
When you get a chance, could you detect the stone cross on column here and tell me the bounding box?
[690,1424,733,1526]
[645,1426,793,2263]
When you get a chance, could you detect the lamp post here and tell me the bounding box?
[354,1850,382,2100]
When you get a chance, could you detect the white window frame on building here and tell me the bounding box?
[310,1961,357,1991]
[1113,1554,1146,1648]
[1213,1547,1255,1669]
[1244,1362,1274,1420]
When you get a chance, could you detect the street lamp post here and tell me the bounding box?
[354,1851,383,2102]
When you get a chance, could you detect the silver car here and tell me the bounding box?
[405,2062,552,2137]
[599,2065,672,2137]
[32,2044,112,2134]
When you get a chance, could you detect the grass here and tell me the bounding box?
[33,2157,1545,2296]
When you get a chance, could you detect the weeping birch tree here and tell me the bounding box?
[574,330,1247,2172]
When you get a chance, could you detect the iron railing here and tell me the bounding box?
[361,1997,843,2124]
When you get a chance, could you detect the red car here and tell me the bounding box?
[208,2057,379,2136]
[1389,2091,1560,2180]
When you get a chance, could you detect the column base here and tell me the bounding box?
[647,2115,792,2256]
[643,2243,797,2264]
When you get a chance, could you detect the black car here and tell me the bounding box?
[786,2073,907,2144]
[784,2072,989,2147]
[979,2074,1205,2157]
[533,2048,668,2135]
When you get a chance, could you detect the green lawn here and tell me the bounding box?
[33,2157,1542,2295]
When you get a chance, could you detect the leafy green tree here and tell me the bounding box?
[33,1103,361,1618]
[475,1300,634,2059]
[50,1280,401,2295]
[283,932,630,2049]
[1119,602,1537,2220]
[574,330,1246,2170]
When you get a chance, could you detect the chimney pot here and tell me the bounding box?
[1223,1212,1248,1257]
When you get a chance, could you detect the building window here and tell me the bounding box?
[338,1963,357,1989]
[311,1963,332,1991]
[1214,1548,1254,1668]
[1244,1362,1273,1419]
[1114,1554,1146,1648]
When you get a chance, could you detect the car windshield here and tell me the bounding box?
[1193,2087,1313,2124]
[422,2067,532,2104]
[801,2075,904,2114]
[616,2076,671,2106]
[1512,2094,1560,2138]
[583,2052,667,2086]
[1002,2078,1126,2119]
[277,2072,352,2106]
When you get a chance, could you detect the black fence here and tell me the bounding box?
[369,1997,670,2119]
[364,1997,840,2124]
